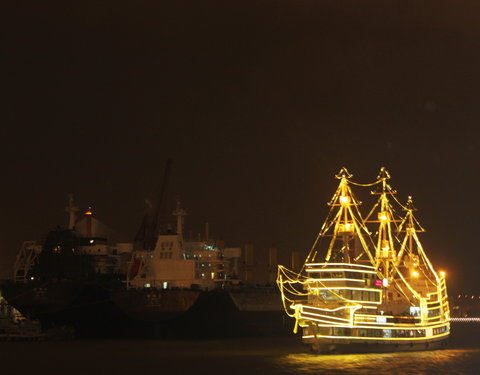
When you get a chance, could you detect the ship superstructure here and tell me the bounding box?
[277,168,450,353]
[13,194,132,284]
[127,200,240,290]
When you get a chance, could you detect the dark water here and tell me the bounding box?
[1,323,479,375]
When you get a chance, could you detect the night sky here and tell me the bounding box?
[3,1,480,293]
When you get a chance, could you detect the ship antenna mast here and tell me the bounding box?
[65,193,79,230]
[172,198,187,238]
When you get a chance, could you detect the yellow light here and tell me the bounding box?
[307,278,365,283]
[305,321,450,331]
[439,271,446,277]
[306,263,375,269]
[298,318,449,332]
[301,311,351,323]
[378,212,388,221]
[306,268,377,274]
[339,196,349,205]
[411,271,420,277]
[300,305,360,312]
[85,210,92,215]
[302,331,450,341]
[309,286,381,292]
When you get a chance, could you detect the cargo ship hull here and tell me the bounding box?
[110,288,293,338]
[1,282,292,338]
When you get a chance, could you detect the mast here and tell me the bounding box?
[396,196,438,286]
[334,167,355,263]
[65,194,79,230]
[149,159,172,245]
[369,167,397,281]
[304,167,375,267]
[134,159,172,250]
[172,199,187,238]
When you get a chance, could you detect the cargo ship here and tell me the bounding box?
[110,199,289,338]
[0,195,135,337]
[1,195,290,338]
[277,167,450,353]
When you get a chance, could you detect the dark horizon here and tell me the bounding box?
[3,0,480,294]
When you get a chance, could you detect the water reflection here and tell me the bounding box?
[277,349,480,375]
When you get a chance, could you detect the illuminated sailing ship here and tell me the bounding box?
[277,168,450,353]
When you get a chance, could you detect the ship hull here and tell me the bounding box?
[111,289,202,322]
[111,288,293,338]
[307,336,449,354]
[0,280,134,338]
[0,281,82,319]
[1,282,292,338]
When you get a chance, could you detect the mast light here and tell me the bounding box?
[340,196,349,205]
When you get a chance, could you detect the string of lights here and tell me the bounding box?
[276,167,450,352]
